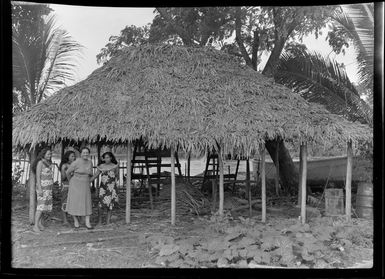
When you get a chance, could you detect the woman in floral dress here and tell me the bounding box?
[91,152,119,226]
[31,148,54,233]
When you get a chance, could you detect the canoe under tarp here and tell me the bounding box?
[251,155,371,186]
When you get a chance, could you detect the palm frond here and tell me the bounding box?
[12,11,84,109]
[38,15,84,100]
[331,4,374,91]
[275,46,373,125]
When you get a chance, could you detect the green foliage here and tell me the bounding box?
[12,163,24,186]
[275,44,373,125]
[12,3,83,113]
[151,8,235,46]
[96,6,336,71]
[145,215,372,268]
[96,24,151,65]
[326,4,374,95]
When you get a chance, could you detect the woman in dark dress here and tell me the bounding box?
[91,152,119,226]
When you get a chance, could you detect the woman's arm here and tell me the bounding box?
[36,161,43,194]
[66,159,77,177]
[61,164,68,181]
[91,168,101,182]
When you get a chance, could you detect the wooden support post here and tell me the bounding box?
[211,180,216,211]
[300,142,307,224]
[298,146,304,207]
[275,141,280,196]
[345,140,353,222]
[246,159,252,217]
[126,142,132,224]
[171,146,176,225]
[260,145,266,223]
[147,178,153,210]
[218,149,224,216]
[175,151,182,177]
[61,141,66,160]
[187,151,191,182]
[144,153,153,210]
[97,143,102,162]
[28,148,38,224]
[95,142,102,189]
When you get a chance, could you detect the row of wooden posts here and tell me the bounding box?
[124,140,354,225]
[26,140,353,225]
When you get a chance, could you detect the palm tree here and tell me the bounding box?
[275,45,373,126]
[330,4,374,94]
[12,3,84,224]
[274,3,374,127]
[12,4,84,113]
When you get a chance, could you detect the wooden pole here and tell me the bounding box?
[275,141,280,196]
[345,140,353,222]
[61,141,66,161]
[95,142,102,189]
[298,146,304,206]
[260,145,266,223]
[211,179,216,211]
[126,142,132,224]
[300,142,307,224]
[218,148,224,216]
[28,147,38,224]
[144,154,153,210]
[187,151,191,182]
[171,146,176,225]
[246,159,252,217]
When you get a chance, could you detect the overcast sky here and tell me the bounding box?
[50,4,360,84]
[51,4,155,82]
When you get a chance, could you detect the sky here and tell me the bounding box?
[50,4,360,84]
[51,4,156,82]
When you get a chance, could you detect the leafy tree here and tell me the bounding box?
[96,24,151,65]
[12,3,84,224]
[96,6,341,193]
[273,3,374,130]
[97,8,235,64]
[326,4,374,97]
[275,44,373,126]
[231,6,337,193]
[12,3,84,113]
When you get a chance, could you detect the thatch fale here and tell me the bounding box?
[13,44,372,156]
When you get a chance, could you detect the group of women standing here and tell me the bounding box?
[31,147,120,233]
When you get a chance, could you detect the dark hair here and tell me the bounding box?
[59,150,76,171]
[80,146,91,153]
[98,152,118,165]
[31,148,51,174]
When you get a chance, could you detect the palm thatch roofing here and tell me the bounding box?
[13,44,372,156]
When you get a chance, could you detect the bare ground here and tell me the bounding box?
[11,185,373,269]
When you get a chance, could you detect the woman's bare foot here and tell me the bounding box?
[73,216,80,227]
[32,226,41,233]
[38,221,45,231]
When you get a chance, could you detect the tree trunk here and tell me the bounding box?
[28,148,38,224]
[261,25,298,194]
[262,36,286,77]
[265,139,298,194]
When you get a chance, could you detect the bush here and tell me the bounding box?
[12,163,24,187]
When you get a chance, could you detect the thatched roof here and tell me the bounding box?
[13,44,372,156]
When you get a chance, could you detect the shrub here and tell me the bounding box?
[12,163,24,186]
